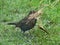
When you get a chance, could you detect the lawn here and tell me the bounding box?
[0,0,60,45]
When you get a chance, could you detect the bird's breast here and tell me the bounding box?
[19,18,37,31]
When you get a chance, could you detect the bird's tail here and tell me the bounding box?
[7,23,16,25]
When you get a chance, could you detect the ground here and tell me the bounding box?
[0,0,60,45]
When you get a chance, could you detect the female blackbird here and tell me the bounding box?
[8,10,37,32]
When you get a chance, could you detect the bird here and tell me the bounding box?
[8,10,37,32]
[7,8,48,34]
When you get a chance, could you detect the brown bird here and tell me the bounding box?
[8,8,48,34]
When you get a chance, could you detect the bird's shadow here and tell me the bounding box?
[21,30,34,39]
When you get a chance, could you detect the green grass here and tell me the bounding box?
[0,0,60,45]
